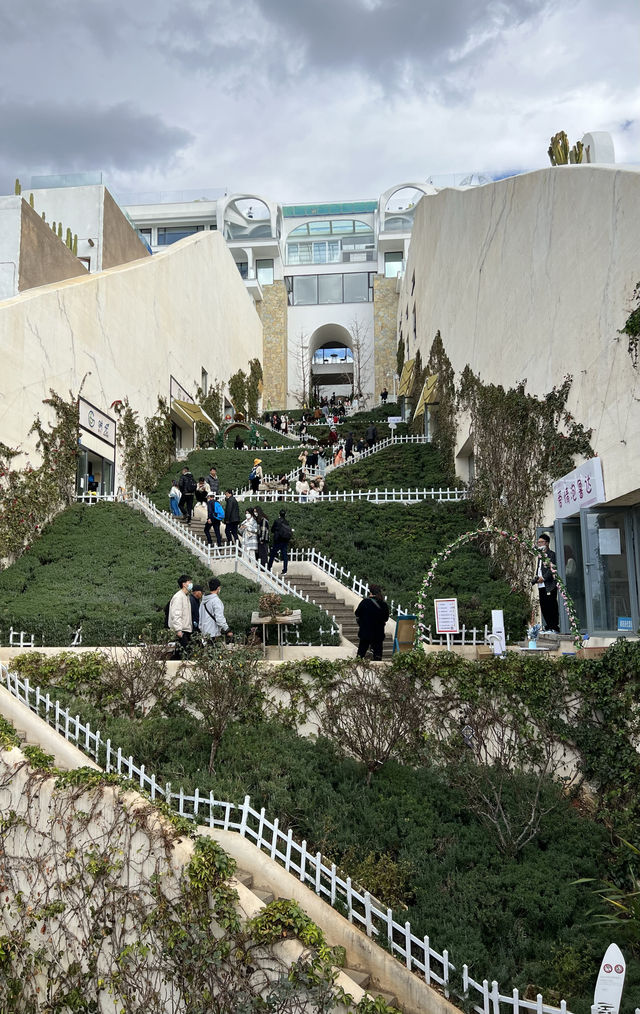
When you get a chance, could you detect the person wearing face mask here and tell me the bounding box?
[239,507,259,559]
[168,574,194,655]
[531,533,559,632]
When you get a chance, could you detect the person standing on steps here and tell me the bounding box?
[199,578,233,642]
[239,508,259,559]
[178,466,197,523]
[365,423,377,449]
[355,584,390,661]
[254,505,271,566]
[204,493,224,547]
[249,458,263,494]
[168,574,194,656]
[532,533,560,632]
[207,465,220,495]
[224,488,240,544]
[169,479,183,517]
[268,509,292,575]
[190,584,204,632]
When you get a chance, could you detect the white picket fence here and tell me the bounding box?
[241,486,466,505]
[0,662,579,1014]
[124,492,341,642]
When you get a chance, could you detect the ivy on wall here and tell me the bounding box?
[426,331,457,476]
[620,281,640,368]
[115,396,174,490]
[0,387,81,565]
[458,368,594,592]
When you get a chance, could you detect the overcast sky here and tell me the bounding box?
[0,0,637,203]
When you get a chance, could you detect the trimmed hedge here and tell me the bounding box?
[0,504,338,646]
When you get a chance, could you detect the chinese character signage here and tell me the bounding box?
[553,458,605,518]
[79,398,117,448]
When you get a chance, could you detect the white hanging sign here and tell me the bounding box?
[553,457,605,518]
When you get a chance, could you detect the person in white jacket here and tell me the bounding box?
[199,578,233,642]
[168,574,193,655]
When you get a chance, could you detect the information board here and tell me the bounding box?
[434,598,459,634]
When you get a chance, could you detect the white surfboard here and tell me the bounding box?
[593,943,626,1014]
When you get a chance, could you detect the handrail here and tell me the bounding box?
[0,662,574,1014]
[239,487,467,505]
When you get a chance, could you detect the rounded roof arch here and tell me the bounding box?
[378,181,437,218]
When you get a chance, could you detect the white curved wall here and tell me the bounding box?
[400,166,640,507]
[0,230,262,464]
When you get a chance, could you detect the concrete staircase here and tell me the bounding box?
[233,863,400,1010]
[286,573,394,659]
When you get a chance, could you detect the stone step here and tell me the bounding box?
[253,888,275,905]
[235,868,253,888]
[366,988,399,1008]
[344,968,371,990]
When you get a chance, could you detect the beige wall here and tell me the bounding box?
[18,198,88,292]
[400,165,640,508]
[373,275,399,399]
[101,188,150,270]
[257,280,289,409]
[0,230,262,472]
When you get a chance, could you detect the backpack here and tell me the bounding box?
[249,467,257,481]
[182,473,196,495]
[163,599,171,628]
[213,500,225,520]
[278,520,293,542]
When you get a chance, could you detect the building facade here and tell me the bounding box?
[398,159,640,638]
[124,182,438,408]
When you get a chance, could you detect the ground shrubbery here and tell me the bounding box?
[324,444,458,491]
[0,504,338,646]
[242,498,529,638]
[13,644,640,1013]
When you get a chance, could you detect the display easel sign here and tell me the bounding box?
[434,598,459,651]
[593,943,625,1014]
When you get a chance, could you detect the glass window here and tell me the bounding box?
[385,251,404,278]
[292,275,318,305]
[318,274,343,304]
[343,273,369,302]
[156,225,204,245]
[256,259,274,285]
[236,261,248,279]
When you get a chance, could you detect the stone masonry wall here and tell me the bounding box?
[373,275,399,400]
[258,280,289,410]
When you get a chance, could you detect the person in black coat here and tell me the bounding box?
[355,585,390,660]
[532,533,560,632]
[223,489,240,544]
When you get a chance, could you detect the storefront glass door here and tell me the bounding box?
[580,508,638,634]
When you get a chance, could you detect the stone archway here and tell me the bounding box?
[308,323,355,401]
[415,525,582,649]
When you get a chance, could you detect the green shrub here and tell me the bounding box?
[0,505,338,646]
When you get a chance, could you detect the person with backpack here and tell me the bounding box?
[223,489,240,544]
[268,509,292,575]
[204,494,224,547]
[178,467,197,523]
[249,458,263,494]
[355,584,390,661]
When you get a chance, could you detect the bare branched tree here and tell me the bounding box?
[320,660,424,784]
[424,687,578,855]
[101,642,174,718]
[347,316,373,406]
[292,330,311,407]
[182,642,264,773]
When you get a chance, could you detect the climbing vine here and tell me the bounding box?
[247,357,263,420]
[0,387,81,565]
[416,525,582,648]
[619,281,640,368]
[115,396,174,490]
[458,368,594,592]
[425,330,457,474]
